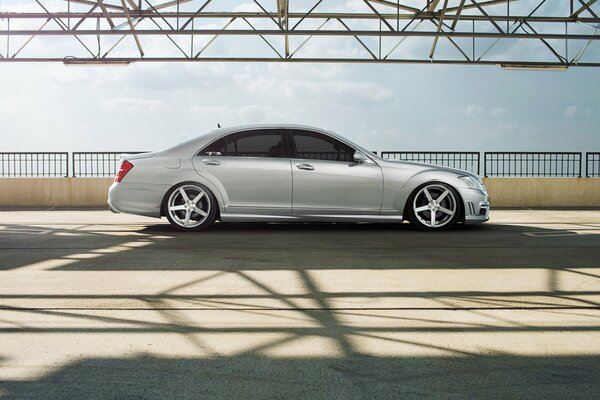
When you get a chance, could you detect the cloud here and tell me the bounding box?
[102,97,171,112]
[489,107,510,118]
[232,2,262,12]
[233,73,394,106]
[465,104,485,117]
[565,105,592,118]
[0,97,28,114]
[190,104,298,124]
[466,105,511,118]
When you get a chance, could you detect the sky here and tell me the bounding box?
[0,0,599,153]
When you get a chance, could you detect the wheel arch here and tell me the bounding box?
[396,171,466,223]
[160,180,224,220]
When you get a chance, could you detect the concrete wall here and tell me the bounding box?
[0,177,599,208]
[483,178,600,208]
[0,178,114,207]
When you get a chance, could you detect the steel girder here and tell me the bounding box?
[0,0,599,67]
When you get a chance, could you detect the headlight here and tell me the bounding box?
[459,175,482,190]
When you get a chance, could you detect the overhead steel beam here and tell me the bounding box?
[2,29,599,40]
[429,0,448,58]
[0,0,598,67]
[570,0,598,18]
[277,0,289,57]
[96,0,116,29]
[119,0,144,57]
[2,12,599,24]
[428,0,442,12]
[5,57,597,67]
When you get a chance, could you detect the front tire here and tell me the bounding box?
[407,182,460,231]
[165,183,217,232]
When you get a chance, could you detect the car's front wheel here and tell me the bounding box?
[407,182,460,231]
[165,183,217,232]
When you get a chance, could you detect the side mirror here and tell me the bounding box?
[353,152,368,163]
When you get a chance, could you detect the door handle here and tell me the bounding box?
[202,159,220,166]
[296,163,314,171]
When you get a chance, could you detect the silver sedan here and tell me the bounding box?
[108,124,489,231]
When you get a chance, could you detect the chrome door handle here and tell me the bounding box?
[296,163,314,171]
[202,159,220,166]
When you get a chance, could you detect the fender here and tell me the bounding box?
[393,169,466,214]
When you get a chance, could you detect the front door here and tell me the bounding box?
[289,129,383,214]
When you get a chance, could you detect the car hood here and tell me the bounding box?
[378,158,481,180]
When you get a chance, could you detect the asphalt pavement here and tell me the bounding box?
[1,209,599,399]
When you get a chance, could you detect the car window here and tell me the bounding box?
[226,130,284,158]
[199,130,285,157]
[292,130,355,162]
[201,137,226,156]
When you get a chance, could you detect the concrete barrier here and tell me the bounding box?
[0,177,599,208]
[0,178,114,207]
[483,178,600,208]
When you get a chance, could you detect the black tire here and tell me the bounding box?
[164,182,217,232]
[406,182,461,231]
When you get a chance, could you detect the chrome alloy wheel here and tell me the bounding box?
[167,184,211,229]
[412,183,458,229]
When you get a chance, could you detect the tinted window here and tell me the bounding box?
[226,130,284,158]
[202,137,226,156]
[292,130,355,162]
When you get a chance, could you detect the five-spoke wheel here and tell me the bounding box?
[408,183,460,230]
[165,183,216,231]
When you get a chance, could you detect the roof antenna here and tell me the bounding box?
[217,123,221,128]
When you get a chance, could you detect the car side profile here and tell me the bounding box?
[108,124,489,231]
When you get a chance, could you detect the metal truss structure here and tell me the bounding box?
[0,0,599,67]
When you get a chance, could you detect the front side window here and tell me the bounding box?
[200,130,284,158]
[292,130,355,162]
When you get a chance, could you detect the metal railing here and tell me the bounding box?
[484,152,582,178]
[72,152,147,177]
[380,152,480,175]
[0,152,68,177]
[587,153,600,178]
[1,151,600,178]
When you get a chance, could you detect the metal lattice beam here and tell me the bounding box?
[0,0,599,67]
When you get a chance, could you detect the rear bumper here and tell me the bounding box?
[108,202,120,213]
[108,182,165,218]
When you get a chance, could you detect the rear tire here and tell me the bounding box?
[164,182,217,232]
[407,182,460,231]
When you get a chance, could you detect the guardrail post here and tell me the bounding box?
[483,152,487,177]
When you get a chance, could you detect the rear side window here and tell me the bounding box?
[292,130,355,162]
[202,138,226,156]
[199,130,285,157]
[226,130,284,158]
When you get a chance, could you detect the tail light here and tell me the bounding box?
[115,160,134,183]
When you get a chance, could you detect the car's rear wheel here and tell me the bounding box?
[165,183,217,232]
[407,182,460,231]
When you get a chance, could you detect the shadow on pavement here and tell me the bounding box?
[1,218,600,398]
[1,354,599,399]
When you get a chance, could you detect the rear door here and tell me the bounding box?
[289,129,383,214]
[192,129,292,213]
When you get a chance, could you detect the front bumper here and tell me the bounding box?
[460,188,490,225]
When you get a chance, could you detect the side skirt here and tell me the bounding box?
[220,213,404,223]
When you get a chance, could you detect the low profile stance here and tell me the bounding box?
[109,124,489,231]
